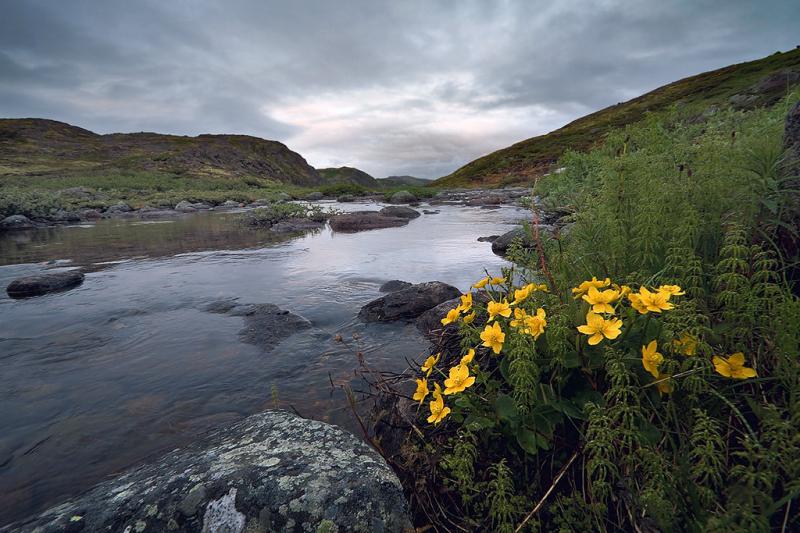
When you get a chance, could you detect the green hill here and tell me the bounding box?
[434,48,800,188]
[316,166,379,188]
[0,118,323,189]
[379,175,431,187]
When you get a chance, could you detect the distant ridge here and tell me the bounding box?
[379,175,431,187]
[316,166,379,187]
[0,118,323,187]
[434,48,800,188]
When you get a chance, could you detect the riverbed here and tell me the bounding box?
[0,200,527,524]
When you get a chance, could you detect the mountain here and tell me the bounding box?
[434,48,800,188]
[0,118,322,187]
[317,166,379,187]
[378,175,431,187]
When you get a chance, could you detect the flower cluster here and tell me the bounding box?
[418,277,549,424]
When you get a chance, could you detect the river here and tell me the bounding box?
[0,200,527,524]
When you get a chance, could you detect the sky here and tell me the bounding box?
[1,1,798,179]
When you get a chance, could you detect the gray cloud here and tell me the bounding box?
[1,0,798,178]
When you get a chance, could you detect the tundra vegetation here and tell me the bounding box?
[390,91,800,531]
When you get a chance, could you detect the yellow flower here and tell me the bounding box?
[460,348,475,365]
[658,284,685,296]
[412,378,429,404]
[581,286,620,314]
[441,307,461,326]
[421,353,440,377]
[480,322,506,354]
[459,292,473,313]
[655,373,673,395]
[673,334,698,356]
[712,352,757,379]
[641,340,664,378]
[577,312,623,345]
[630,287,674,314]
[427,383,451,424]
[489,276,507,285]
[511,285,532,305]
[444,363,476,395]
[572,277,611,298]
[473,277,490,289]
[487,299,512,321]
[613,283,632,297]
[536,283,549,292]
[509,307,528,328]
[462,311,476,324]
[523,308,547,339]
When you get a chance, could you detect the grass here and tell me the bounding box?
[434,48,800,188]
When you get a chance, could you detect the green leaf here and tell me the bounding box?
[463,414,495,431]
[516,428,539,455]
[495,394,518,422]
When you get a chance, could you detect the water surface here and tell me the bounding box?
[0,200,527,524]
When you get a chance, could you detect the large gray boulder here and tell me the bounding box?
[6,270,85,298]
[205,302,312,352]
[6,410,412,533]
[105,201,132,214]
[387,191,417,204]
[359,281,461,322]
[0,214,35,230]
[379,206,420,219]
[491,227,533,256]
[175,200,197,213]
[328,211,408,232]
[304,191,324,201]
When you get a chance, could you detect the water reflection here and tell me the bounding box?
[0,201,526,525]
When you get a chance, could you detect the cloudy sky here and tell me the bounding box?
[1,1,798,178]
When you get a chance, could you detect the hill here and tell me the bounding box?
[378,175,431,187]
[316,166,379,188]
[434,48,800,188]
[0,118,322,188]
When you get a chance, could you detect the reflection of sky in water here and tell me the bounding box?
[0,201,528,524]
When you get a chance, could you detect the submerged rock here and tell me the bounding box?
[379,206,420,219]
[7,410,412,533]
[205,301,312,352]
[0,214,35,230]
[6,270,85,298]
[359,281,461,322]
[328,211,408,232]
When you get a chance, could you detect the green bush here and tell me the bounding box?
[394,93,800,531]
[319,183,368,197]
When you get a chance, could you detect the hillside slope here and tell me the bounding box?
[379,175,431,187]
[434,48,800,188]
[0,118,322,188]
[316,166,379,188]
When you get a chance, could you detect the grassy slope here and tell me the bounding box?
[317,166,379,188]
[434,48,800,188]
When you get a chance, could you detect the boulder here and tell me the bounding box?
[269,218,325,233]
[6,270,85,298]
[336,194,355,202]
[273,192,292,203]
[304,191,324,201]
[105,202,132,214]
[379,280,412,293]
[221,200,241,208]
[379,206,420,219]
[492,227,535,256]
[50,210,81,222]
[175,200,197,212]
[466,194,504,206]
[7,410,411,533]
[359,281,461,322]
[328,211,409,232]
[205,302,312,352]
[0,214,35,230]
[422,210,440,215]
[192,202,212,210]
[388,190,417,204]
[477,235,499,242]
[415,291,491,352]
[80,209,103,220]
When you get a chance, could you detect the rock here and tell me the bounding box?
[249,199,270,207]
[0,214,35,230]
[138,209,181,219]
[359,281,461,322]
[328,211,409,232]
[6,270,85,298]
[466,194,504,206]
[50,210,81,222]
[492,227,535,256]
[221,200,240,208]
[379,206,420,219]
[205,302,312,352]
[304,191,324,201]
[477,235,499,242]
[7,410,412,533]
[336,194,355,202]
[191,202,212,210]
[80,209,103,220]
[422,210,439,215]
[175,200,196,212]
[379,280,412,293]
[105,202,132,214]
[273,192,292,203]
[416,291,492,352]
[388,190,417,204]
[269,218,325,233]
